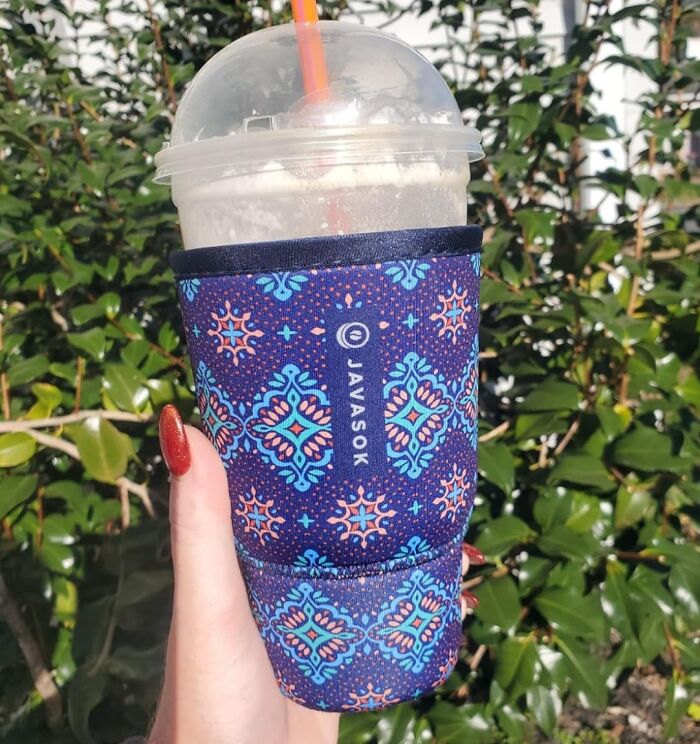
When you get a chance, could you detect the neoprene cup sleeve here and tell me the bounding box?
[171,225,481,712]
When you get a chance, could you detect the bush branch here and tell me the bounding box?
[0,569,63,730]
[26,430,155,517]
[0,410,154,433]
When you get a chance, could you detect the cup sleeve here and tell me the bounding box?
[171,225,482,711]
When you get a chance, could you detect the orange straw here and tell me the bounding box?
[291,0,330,102]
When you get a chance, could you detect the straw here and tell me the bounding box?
[291,0,330,101]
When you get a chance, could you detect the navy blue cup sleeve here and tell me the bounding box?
[171,225,481,711]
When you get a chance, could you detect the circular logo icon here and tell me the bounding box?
[336,322,371,350]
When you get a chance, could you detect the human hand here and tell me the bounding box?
[148,405,482,744]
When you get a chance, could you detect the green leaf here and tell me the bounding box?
[428,701,493,743]
[7,354,49,387]
[614,486,655,529]
[0,473,37,518]
[475,576,521,634]
[601,561,637,640]
[517,380,580,412]
[67,327,108,361]
[554,635,608,709]
[338,713,379,744]
[0,432,37,467]
[475,515,535,556]
[669,562,700,628]
[537,525,604,562]
[478,440,515,494]
[549,453,615,491]
[494,636,537,699]
[375,704,418,744]
[534,586,606,642]
[663,674,690,739]
[507,102,539,147]
[103,363,150,412]
[565,492,601,532]
[628,566,674,617]
[31,382,62,411]
[526,684,561,736]
[612,427,687,473]
[65,417,132,483]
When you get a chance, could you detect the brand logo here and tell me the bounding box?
[336,322,370,350]
[326,307,385,477]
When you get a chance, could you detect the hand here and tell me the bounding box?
[148,405,483,744]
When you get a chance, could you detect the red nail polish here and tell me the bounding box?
[461,589,480,610]
[159,404,191,477]
[462,544,486,566]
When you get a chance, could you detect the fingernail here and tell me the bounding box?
[159,404,191,477]
[462,544,486,565]
[461,589,480,610]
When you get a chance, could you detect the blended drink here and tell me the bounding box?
[156,20,483,712]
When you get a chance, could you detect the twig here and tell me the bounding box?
[118,477,155,517]
[64,100,92,165]
[74,356,84,413]
[145,0,177,110]
[478,420,510,443]
[118,481,130,529]
[0,409,153,433]
[663,622,683,676]
[538,436,549,469]
[0,317,10,419]
[649,240,700,262]
[0,569,63,730]
[626,203,646,316]
[79,99,102,122]
[616,550,663,564]
[553,412,582,457]
[469,644,488,672]
[26,430,155,517]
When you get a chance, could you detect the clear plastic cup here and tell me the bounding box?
[154,21,484,246]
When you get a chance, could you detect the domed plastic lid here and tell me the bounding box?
[154,21,483,181]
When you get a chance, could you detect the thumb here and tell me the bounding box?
[158,404,252,633]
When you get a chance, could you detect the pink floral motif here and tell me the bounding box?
[342,683,400,711]
[430,279,473,345]
[433,464,470,523]
[208,300,263,365]
[234,487,285,545]
[328,485,396,549]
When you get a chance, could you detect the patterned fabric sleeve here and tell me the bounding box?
[170,225,482,712]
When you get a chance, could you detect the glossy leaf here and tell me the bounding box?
[0,432,37,467]
[0,473,38,518]
[65,418,132,483]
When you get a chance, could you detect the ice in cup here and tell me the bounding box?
[155,21,483,246]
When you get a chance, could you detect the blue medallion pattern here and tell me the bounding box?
[368,569,455,673]
[452,334,479,450]
[247,364,333,493]
[173,226,482,712]
[269,583,364,684]
[195,360,245,463]
[384,352,453,479]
